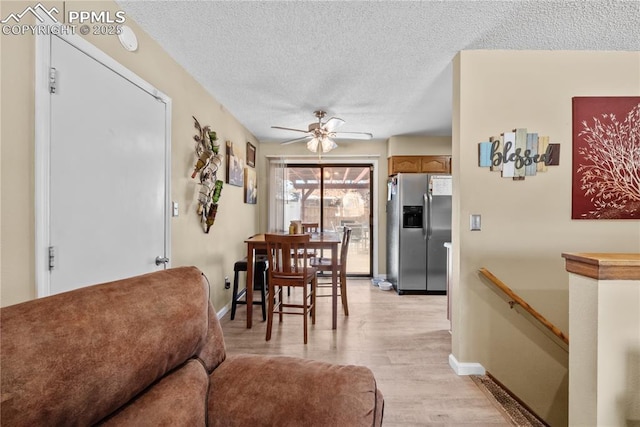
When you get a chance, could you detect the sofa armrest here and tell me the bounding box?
[208,354,383,427]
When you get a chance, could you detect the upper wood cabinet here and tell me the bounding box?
[388,155,451,176]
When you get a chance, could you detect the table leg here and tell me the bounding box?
[332,243,337,329]
[246,243,254,328]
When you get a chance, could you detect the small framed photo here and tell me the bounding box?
[226,141,244,187]
[246,142,256,168]
[244,167,257,204]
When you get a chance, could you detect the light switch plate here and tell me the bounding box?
[470,214,481,231]
[172,202,179,217]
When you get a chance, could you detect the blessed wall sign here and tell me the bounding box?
[478,128,560,180]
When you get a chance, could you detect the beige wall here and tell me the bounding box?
[1,0,259,311]
[452,50,640,425]
[387,135,451,156]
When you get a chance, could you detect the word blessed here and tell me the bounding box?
[490,140,552,169]
[478,129,560,180]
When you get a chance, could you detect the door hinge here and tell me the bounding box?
[49,67,57,94]
[48,246,56,270]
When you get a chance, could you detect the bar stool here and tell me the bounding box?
[231,257,269,321]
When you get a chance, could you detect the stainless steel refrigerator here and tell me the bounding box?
[386,173,452,294]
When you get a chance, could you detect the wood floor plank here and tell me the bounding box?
[219,279,512,426]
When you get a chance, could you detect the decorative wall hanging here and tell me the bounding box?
[572,97,640,219]
[191,116,224,233]
[226,141,244,187]
[478,128,560,180]
[246,141,256,168]
[244,167,257,204]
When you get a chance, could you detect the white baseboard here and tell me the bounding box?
[448,353,485,376]
[216,303,230,319]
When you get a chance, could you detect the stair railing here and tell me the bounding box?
[479,268,569,349]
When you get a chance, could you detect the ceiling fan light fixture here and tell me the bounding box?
[321,136,337,153]
[306,137,319,153]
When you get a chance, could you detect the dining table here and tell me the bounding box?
[244,232,341,330]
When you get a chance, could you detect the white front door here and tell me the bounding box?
[40,34,170,295]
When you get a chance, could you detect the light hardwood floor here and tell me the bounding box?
[219,279,512,426]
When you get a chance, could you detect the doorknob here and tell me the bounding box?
[155,256,169,266]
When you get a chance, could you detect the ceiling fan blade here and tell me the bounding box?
[280,135,312,145]
[271,126,309,133]
[332,131,373,140]
[323,117,345,132]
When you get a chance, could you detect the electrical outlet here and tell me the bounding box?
[224,276,230,289]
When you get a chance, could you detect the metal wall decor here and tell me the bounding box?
[478,128,560,180]
[191,116,224,233]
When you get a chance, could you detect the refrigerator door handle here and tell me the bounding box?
[422,193,428,240]
[427,192,433,240]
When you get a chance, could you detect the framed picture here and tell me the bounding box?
[225,141,244,187]
[572,96,640,219]
[246,142,256,168]
[244,167,257,204]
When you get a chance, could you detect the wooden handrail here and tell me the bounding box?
[479,268,569,346]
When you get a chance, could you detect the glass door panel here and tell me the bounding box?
[283,166,320,229]
[285,164,372,276]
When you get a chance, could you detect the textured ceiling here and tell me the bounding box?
[116,0,640,143]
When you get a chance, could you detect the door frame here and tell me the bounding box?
[35,23,172,297]
[267,155,380,276]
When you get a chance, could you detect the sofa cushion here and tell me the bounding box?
[208,354,383,426]
[196,299,227,373]
[98,359,209,426]
[0,266,222,426]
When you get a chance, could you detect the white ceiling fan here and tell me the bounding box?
[272,110,373,154]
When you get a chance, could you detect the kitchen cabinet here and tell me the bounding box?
[388,155,451,176]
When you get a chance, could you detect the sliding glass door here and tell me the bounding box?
[284,164,372,276]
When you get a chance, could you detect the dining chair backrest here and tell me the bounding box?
[301,223,319,233]
[308,227,351,316]
[340,227,352,267]
[265,233,312,278]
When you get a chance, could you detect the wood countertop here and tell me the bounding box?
[561,253,640,280]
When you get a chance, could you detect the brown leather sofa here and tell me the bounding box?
[1,266,383,426]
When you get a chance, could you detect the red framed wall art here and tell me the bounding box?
[572,97,640,219]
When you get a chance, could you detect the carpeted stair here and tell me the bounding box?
[470,374,548,427]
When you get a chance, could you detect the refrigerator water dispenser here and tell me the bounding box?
[402,206,423,228]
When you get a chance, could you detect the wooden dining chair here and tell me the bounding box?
[310,227,351,316]
[299,222,320,259]
[301,222,319,233]
[265,233,318,344]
